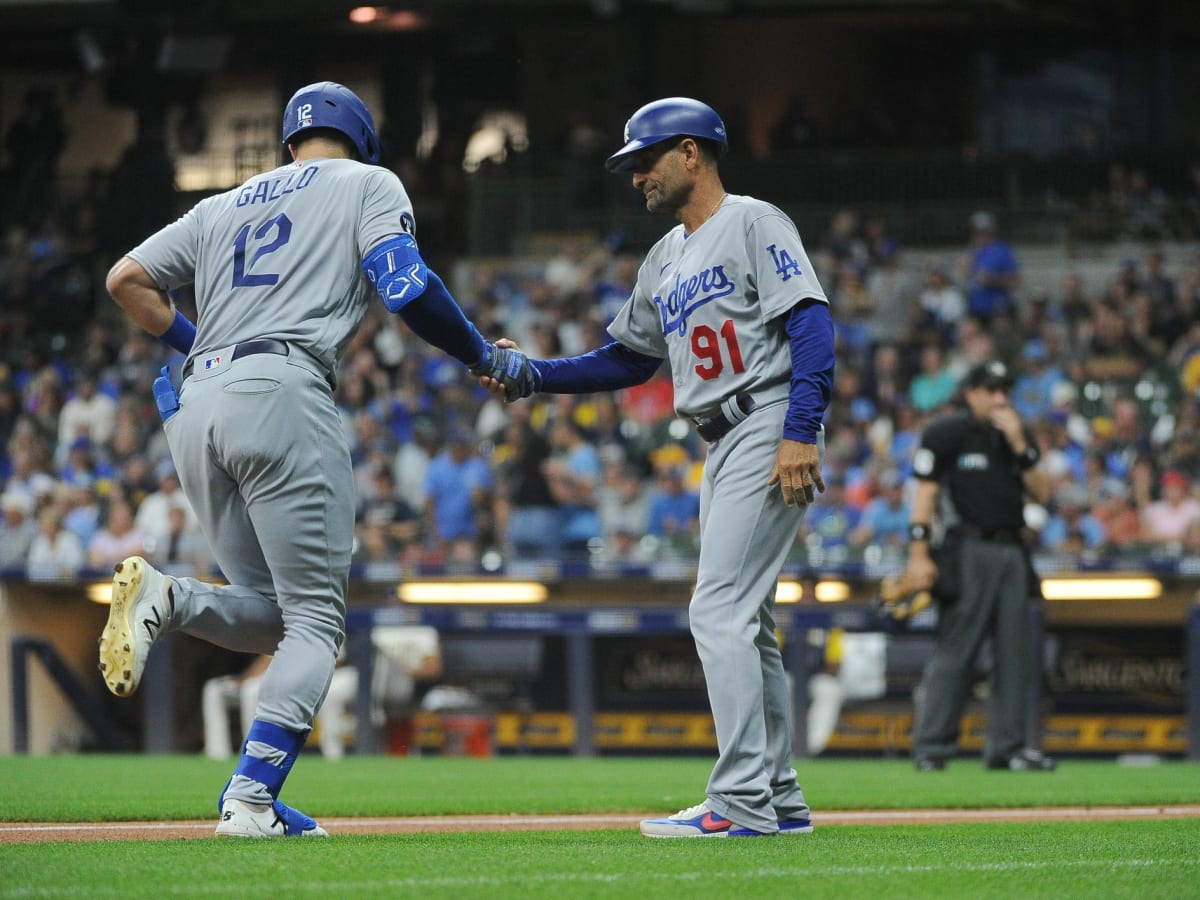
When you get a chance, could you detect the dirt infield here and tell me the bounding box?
[4,806,1199,843]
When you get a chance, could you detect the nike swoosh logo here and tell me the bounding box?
[701,812,731,830]
[659,262,672,275]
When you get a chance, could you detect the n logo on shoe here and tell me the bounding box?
[142,607,162,642]
[221,810,233,822]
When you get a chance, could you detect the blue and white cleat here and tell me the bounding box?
[639,801,734,838]
[215,798,328,838]
[729,817,815,837]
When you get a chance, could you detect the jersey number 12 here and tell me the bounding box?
[692,319,745,380]
[232,213,293,288]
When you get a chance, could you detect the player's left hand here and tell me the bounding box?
[769,439,824,508]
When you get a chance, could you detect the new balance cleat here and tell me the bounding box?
[215,798,328,838]
[729,817,814,837]
[97,556,172,697]
[639,801,734,838]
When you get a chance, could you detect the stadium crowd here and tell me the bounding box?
[3,132,1200,582]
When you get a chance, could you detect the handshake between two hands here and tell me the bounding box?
[471,338,540,403]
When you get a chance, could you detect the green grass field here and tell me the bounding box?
[3,755,1200,898]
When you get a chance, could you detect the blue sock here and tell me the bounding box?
[219,719,308,810]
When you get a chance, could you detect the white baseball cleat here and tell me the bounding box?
[215,798,328,838]
[97,556,172,697]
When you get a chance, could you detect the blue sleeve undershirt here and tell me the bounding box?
[395,270,487,369]
[531,301,832,444]
[532,341,661,393]
[784,299,835,443]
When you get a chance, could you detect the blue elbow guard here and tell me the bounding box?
[362,235,430,313]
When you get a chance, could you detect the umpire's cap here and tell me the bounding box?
[282,81,380,164]
[606,97,727,173]
[963,360,1014,391]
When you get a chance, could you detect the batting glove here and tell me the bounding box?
[473,342,541,402]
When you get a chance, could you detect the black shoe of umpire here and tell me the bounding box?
[914,756,946,772]
[986,748,1056,771]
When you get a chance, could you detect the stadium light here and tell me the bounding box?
[87,582,113,605]
[776,579,850,604]
[1040,577,1162,601]
[397,582,548,604]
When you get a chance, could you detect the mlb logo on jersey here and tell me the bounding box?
[204,356,223,370]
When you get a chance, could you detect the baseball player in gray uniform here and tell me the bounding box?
[100,82,527,837]
[478,98,835,837]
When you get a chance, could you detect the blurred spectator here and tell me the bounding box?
[1091,479,1142,550]
[494,419,560,560]
[392,417,438,516]
[961,211,1019,324]
[1010,339,1068,422]
[60,482,101,548]
[542,235,588,299]
[863,239,917,347]
[1142,470,1200,546]
[918,258,965,339]
[0,490,37,570]
[147,503,214,574]
[598,459,651,547]
[86,495,149,569]
[135,458,197,537]
[1097,397,1151,481]
[356,464,420,562]
[26,504,84,581]
[592,233,640,325]
[802,474,860,558]
[908,344,957,413]
[645,462,701,550]
[56,370,116,452]
[1041,484,1106,553]
[4,445,55,502]
[849,469,910,549]
[818,207,866,292]
[544,418,603,558]
[58,437,111,487]
[424,428,493,566]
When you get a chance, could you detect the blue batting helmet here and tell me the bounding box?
[605,97,728,173]
[282,81,380,164]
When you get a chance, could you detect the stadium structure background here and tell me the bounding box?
[2,0,1200,760]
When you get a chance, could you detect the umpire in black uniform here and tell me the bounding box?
[904,360,1055,771]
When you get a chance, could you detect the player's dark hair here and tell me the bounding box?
[289,127,362,161]
[692,137,725,165]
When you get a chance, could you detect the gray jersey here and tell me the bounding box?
[607,194,826,419]
[128,157,412,374]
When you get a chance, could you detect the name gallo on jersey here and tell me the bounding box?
[236,164,320,208]
[653,264,735,337]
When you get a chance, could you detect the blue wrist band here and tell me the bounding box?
[161,310,196,354]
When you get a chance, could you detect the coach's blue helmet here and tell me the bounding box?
[605,97,727,173]
[282,81,380,164]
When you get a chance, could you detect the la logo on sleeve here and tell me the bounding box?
[766,244,803,281]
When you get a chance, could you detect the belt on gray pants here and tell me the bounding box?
[181,339,288,381]
[181,339,335,389]
[695,393,757,443]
